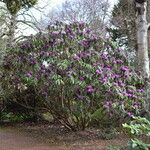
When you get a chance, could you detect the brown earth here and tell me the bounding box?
[0,122,131,150]
[0,128,52,150]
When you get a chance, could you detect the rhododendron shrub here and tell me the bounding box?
[0,22,147,130]
[94,48,147,124]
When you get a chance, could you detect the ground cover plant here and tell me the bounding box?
[0,22,149,132]
[123,116,150,150]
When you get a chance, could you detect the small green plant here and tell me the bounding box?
[0,111,35,123]
[100,128,118,140]
[123,116,150,150]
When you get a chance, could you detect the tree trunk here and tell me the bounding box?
[135,2,149,78]
[147,0,150,54]
[135,1,150,116]
[7,14,16,48]
[146,0,150,118]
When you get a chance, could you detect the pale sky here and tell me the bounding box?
[33,0,119,20]
[18,0,119,36]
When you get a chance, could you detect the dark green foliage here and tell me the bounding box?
[0,112,34,123]
[99,128,118,140]
[135,0,146,4]
[111,0,136,50]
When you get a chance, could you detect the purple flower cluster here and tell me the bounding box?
[86,85,95,93]
[113,59,123,64]
[26,71,32,77]
[80,39,91,48]
[73,51,91,60]
[101,53,109,60]
[96,69,102,75]
[104,101,112,109]
[120,66,129,72]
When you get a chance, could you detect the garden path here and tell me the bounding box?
[0,129,53,150]
[0,126,129,150]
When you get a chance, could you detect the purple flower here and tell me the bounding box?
[29,58,36,65]
[113,82,118,86]
[123,91,129,97]
[107,90,113,95]
[39,51,45,56]
[101,53,109,60]
[127,93,133,98]
[80,39,90,48]
[123,90,136,98]
[96,69,102,75]
[79,77,85,81]
[73,54,80,61]
[86,85,95,93]
[84,28,91,34]
[127,89,133,94]
[132,95,137,98]
[113,59,123,64]
[65,26,73,35]
[79,51,91,58]
[112,74,120,78]
[100,77,108,84]
[51,31,59,37]
[137,89,144,93]
[104,101,112,109]
[127,112,134,118]
[76,94,85,100]
[116,59,124,64]
[117,80,125,87]
[120,66,129,72]
[104,65,112,71]
[113,60,117,64]
[90,34,98,41]
[133,102,140,108]
[26,71,32,77]
[79,22,85,29]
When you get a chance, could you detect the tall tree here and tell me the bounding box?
[0,5,8,63]
[112,0,150,77]
[147,0,150,55]
[0,0,38,47]
[135,0,149,78]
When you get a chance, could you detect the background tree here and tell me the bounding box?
[0,5,8,63]
[112,0,150,74]
[147,0,150,54]
[0,0,37,15]
[0,0,38,47]
[111,0,136,51]
[39,0,110,38]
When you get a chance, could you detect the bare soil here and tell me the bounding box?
[0,128,51,150]
[0,122,131,150]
